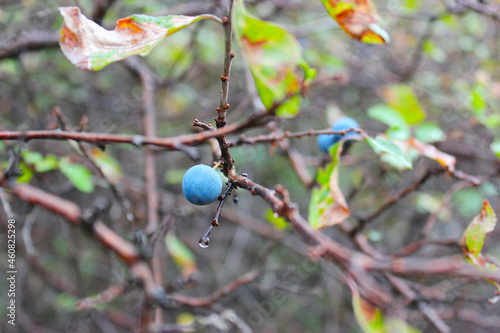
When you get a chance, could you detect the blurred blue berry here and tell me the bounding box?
[317,117,360,152]
[317,134,335,152]
[331,117,360,143]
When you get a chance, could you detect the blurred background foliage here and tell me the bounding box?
[0,0,499,332]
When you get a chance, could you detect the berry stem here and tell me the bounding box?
[213,161,222,170]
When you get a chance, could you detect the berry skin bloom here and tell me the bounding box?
[182,164,223,205]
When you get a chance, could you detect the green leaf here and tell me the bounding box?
[471,84,487,114]
[58,158,94,193]
[264,208,288,230]
[367,104,410,140]
[414,122,446,143]
[382,85,426,125]
[23,150,59,173]
[17,162,34,183]
[321,0,390,44]
[59,6,216,70]
[367,136,413,169]
[352,293,385,332]
[352,291,420,333]
[54,293,78,312]
[34,155,59,173]
[233,0,311,118]
[461,200,497,260]
[308,142,350,229]
[385,318,422,333]
[23,151,44,165]
[165,233,197,278]
[367,104,408,129]
[460,200,500,293]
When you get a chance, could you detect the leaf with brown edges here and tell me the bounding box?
[59,6,215,71]
[321,0,390,44]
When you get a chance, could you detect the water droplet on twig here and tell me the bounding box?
[199,236,210,248]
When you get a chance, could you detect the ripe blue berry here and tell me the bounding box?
[182,164,222,205]
[331,117,359,143]
[317,117,360,152]
[317,133,335,152]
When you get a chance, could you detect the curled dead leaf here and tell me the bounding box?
[59,6,212,70]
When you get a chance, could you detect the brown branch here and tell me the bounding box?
[0,31,59,61]
[0,109,272,149]
[392,238,458,258]
[91,0,117,24]
[229,174,500,282]
[170,269,259,307]
[215,0,236,177]
[351,168,439,234]
[0,177,172,310]
[228,128,364,147]
[125,57,159,234]
[77,283,128,311]
[356,233,451,332]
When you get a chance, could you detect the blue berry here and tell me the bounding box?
[331,117,360,143]
[317,134,335,152]
[182,164,222,205]
[317,117,360,152]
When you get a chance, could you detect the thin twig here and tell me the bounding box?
[351,168,439,234]
[52,107,136,222]
[77,283,129,311]
[125,57,159,234]
[228,128,364,146]
[215,0,236,177]
[199,183,236,248]
[170,269,259,307]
